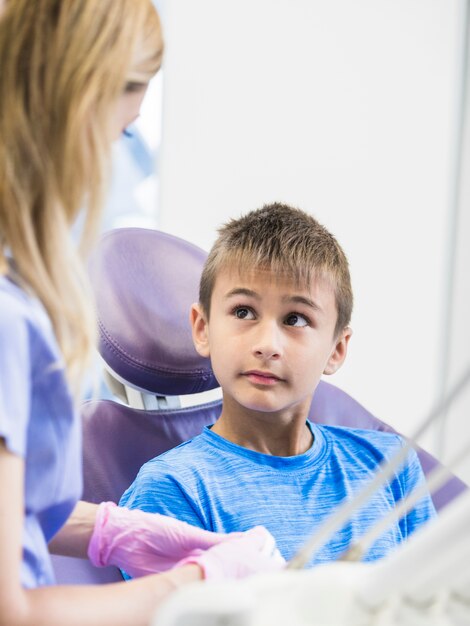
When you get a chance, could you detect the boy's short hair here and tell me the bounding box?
[199,202,353,336]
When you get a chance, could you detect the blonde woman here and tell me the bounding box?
[0,2,282,625]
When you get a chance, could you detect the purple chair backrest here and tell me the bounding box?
[52,228,466,585]
[89,228,218,396]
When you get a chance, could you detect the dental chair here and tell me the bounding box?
[51,227,467,585]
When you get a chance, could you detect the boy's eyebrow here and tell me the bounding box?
[225,289,323,313]
[225,288,260,300]
[283,295,323,312]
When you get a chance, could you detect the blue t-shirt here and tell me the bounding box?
[0,275,82,588]
[120,422,435,567]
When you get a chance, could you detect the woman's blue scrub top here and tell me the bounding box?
[0,275,82,587]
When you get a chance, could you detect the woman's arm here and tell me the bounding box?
[0,440,202,626]
[1,439,283,626]
[48,501,99,558]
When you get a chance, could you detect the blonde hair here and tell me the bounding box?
[200,203,353,337]
[0,0,162,395]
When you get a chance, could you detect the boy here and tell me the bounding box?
[120,203,435,567]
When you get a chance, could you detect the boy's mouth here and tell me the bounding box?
[242,370,284,386]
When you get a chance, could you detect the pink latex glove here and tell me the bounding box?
[175,525,286,580]
[88,502,284,579]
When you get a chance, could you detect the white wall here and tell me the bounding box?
[157,0,467,472]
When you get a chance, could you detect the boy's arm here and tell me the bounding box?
[119,460,208,531]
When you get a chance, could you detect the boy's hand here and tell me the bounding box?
[88,502,284,579]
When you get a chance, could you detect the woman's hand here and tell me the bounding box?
[88,502,285,580]
[174,525,286,580]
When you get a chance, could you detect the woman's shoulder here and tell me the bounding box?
[0,274,51,338]
[0,274,61,373]
[1,273,34,312]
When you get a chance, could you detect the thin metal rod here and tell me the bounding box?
[340,436,470,562]
[360,489,470,607]
[436,0,470,457]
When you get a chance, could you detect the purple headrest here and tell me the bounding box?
[89,228,218,395]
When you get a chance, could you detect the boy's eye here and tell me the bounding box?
[285,313,309,327]
[234,307,255,320]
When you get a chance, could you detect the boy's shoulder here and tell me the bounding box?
[319,423,402,442]
[316,423,405,461]
[150,432,203,459]
[315,424,424,490]
[123,427,231,505]
[139,429,213,476]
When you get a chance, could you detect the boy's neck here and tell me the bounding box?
[211,399,313,457]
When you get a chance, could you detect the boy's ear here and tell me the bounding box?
[323,327,352,375]
[190,303,210,358]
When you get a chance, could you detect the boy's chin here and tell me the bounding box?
[235,399,311,418]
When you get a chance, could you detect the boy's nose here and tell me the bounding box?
[252,322,282,360]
